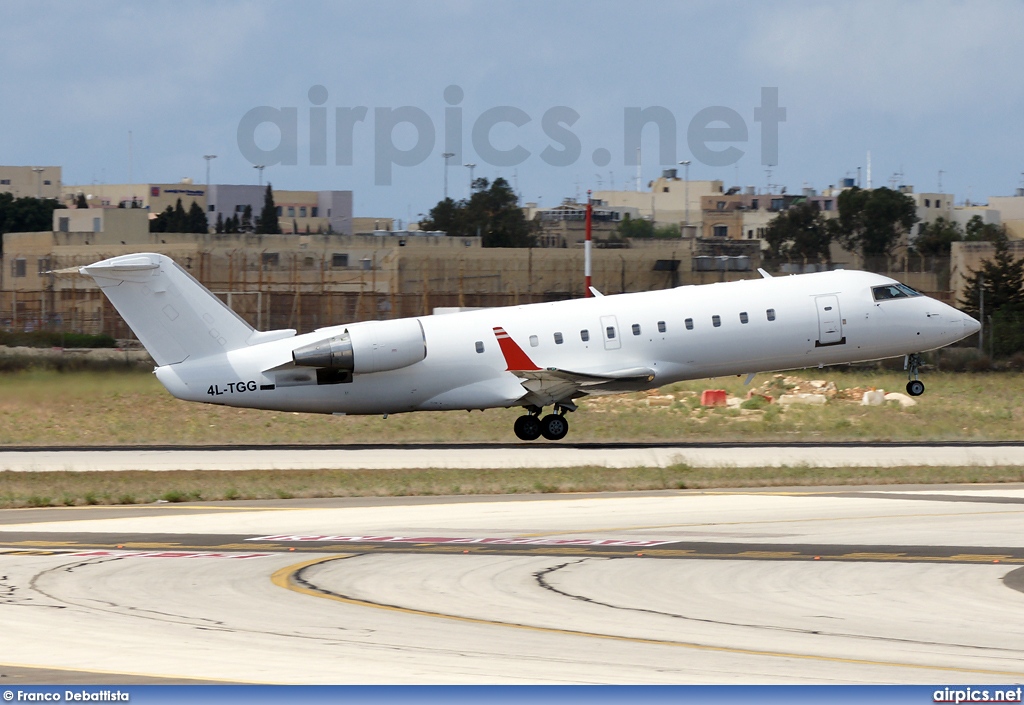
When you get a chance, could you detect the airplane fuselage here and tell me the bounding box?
[153,268,976,417]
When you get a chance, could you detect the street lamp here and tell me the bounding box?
[442,152,455,200]
[254,164,265,187]
[204,155,217,189]
[464,163,476,195]
[679,160,691,237]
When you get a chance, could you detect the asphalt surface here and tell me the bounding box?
[1,484,1023,683]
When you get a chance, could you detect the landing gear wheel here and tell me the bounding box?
[906,380,925,397]
[514,414,542,441]
[540,414,569,441]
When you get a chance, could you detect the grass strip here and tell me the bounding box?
[2,465,1023,509]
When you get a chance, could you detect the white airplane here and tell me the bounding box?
[81,252,980,441]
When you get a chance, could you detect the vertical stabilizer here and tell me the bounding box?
[81,253,256,365]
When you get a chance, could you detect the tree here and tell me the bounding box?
[959,228,1024,320]
[616,214,653,239]
[173,198,187,232]
[965,215,1002,242]
[241,204,253,232]
[0,193,65,255]
[834,186,918,262]
[75,193,88,209]
[186,201,209,233]
[215,212,224,234]
[910,216,963,257]
[421,178,536,247]
[256,184,279,234]
[763,201,833,262]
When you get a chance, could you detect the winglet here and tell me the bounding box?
[492,327,541,371]
[757,268,772,279]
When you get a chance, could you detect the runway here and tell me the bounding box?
[4,441,1024,471]
[1,485,1023,684]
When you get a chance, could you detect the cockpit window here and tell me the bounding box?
[872,283,923,301]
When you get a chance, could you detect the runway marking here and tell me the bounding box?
[250,534,674,547]
[271,556,1024,678]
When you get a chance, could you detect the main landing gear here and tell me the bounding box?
[905,353,925,397]
[513,403,574,441]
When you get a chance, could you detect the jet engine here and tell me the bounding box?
[292,318,426,374]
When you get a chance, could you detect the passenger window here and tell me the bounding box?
[475,341,484,353]
[554,332,563,344]
[740,312,749,324]
[632,323,641,336]
[685,318,694,330]
[657,321,666,333]
[767,308,776,321]
[581,329,590,342]
[606,326,616,339]
[712,315,721,328]
[529,335,539,347]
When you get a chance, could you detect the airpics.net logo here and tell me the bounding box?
[236,85,786,186]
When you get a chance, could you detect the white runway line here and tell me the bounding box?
[2,445,1024,472]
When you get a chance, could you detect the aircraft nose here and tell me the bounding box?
[963,313,982,336]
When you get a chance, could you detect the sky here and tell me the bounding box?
[1,0,1022,222]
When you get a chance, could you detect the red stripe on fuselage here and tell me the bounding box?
[492,326,541,371]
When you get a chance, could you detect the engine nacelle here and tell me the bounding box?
[292,318,426,374]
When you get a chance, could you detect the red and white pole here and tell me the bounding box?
[584,189,592,297]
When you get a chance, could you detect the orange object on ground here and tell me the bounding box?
[701,389,727,407]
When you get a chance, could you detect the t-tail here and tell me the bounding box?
[80,253,293,366]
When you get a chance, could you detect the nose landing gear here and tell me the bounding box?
[905,353,925,396]
[513,403,574,441]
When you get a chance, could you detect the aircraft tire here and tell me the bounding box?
[540,414,569,441]
[514,414,542,441]
[906,380,925,396]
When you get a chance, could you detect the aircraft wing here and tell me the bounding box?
[492,326,655,407]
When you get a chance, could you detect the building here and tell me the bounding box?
[62,181,353,235]
[594,170,725,233]
[986,191,1024,240]
[0,165,62,199]
[523,199,641,247]
[700,188,839,242]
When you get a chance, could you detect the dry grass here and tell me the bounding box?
[2,464,1024,509]
[1,368,1024,445]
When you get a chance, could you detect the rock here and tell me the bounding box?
[861,390,886,406]
[778,393,827,405]
[883,392,917,408]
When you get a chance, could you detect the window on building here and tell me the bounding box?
[632,323,641,336]
[657,321,666,333]
[771,198,784,210]
[747,230,754,239]
[580,329,590,342]
[751,199,758,209]
[92,217,101,233]
[824,200,832,210]
[767,308,776,321]
[475,341,484,353]
[685,318,693,330]
[332,253,348,267]
[58,217,69,232]
[287,207,295,217]
[554,332,563,344]
[303,257,315,268]
[712,315,721,327]
[299,206,307,217]
[209,204,216,212]
[936,200,942,208]
[311,207,319,217]
[717,201,726,210]
[261,252,279,269]
[925,199,931,208]
[276,206,282,216]
[37,258,50,276]
[529,335,539,347]
[12,259,26,278]
[0,179,9,185]
[740,312,749,324]
[235,205,246,213]
[713,225,728,238]
[43,180,51,186]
